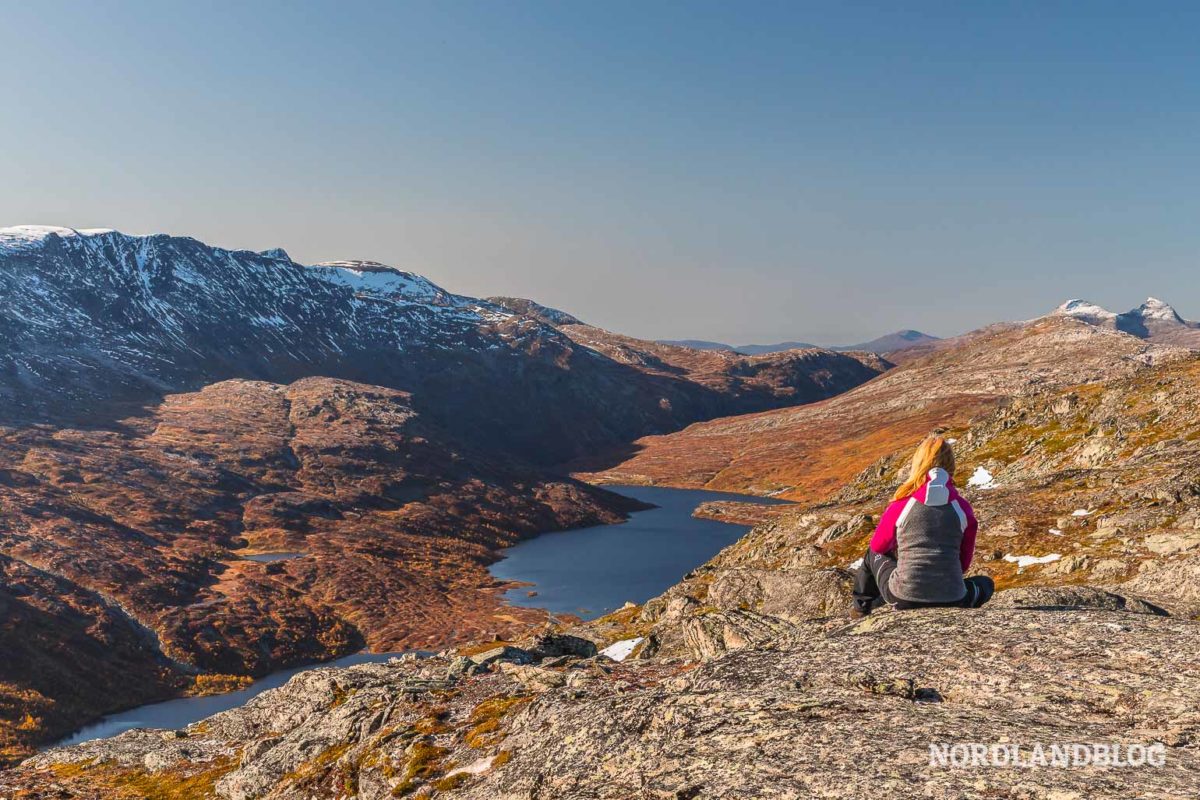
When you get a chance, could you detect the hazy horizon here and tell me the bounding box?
[6,2,1200,343]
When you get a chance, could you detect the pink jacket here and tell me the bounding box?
[870,478,978,571]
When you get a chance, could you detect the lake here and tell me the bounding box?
[242,552,306,562]
[52,485,782,747]
[52,651,410,748]
[488,484,788,619]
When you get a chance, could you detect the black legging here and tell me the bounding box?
[852,548,994,611]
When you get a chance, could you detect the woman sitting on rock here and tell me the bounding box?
[851,434,994,617]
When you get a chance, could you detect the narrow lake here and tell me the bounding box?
[489,484,789,620]
[52,485,782,747]
[53,651,408,748]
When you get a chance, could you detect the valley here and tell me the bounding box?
[0,226,885,766]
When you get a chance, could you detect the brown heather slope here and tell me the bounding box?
[577,316,1184,503]
[0,377,642,764]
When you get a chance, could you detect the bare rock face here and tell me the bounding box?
[707,567,853,622]
[1123,557,1200,618]
[9,604,1199,799]
[681,608,807,658]
[989,585,1168,616]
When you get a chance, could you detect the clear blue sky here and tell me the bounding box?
[5,1,1200,344]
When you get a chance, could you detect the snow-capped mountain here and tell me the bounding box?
[0,226,881,462]
[1053,297,1200,345]
[0,225,542,407]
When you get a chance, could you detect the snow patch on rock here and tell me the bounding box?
[967,466,997,489]
[445,755,495,778]
[1003,553,1062,571]
[599,637,644,662]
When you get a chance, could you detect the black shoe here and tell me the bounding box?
[849,602,872,619]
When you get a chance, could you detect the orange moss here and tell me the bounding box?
[391,741,449,796]
[46,756,236,799]
[188,674,254,697]
[464,694,532,749]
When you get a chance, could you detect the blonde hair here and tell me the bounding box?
[893,435,956,500]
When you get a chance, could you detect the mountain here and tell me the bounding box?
[0,226,883,464]
[832,328,940,354]
[732,340,818,354]
[484,296,582,326]
[657,330,940,356]
[655,339,737,351]
[551,324,888,410]
[487,297,891,419]
[486,301,889,405]
[1054,296,1200,347]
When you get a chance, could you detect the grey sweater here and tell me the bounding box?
[888,468,969,604]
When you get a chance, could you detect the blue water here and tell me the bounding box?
[53,651,410,747]
[242,551,306,562]
[489,485,789,619]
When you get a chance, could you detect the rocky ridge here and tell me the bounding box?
[8,594,1197,798]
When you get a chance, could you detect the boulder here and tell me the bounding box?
[524,633,597,660]
[989,585,1168,616]
[467,646,535,668]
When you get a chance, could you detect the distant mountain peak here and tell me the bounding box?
[1055,299,1117,320]
[1050,296,1199,345]
[310,260,468,307]
[830,329,940,354]
[1054,297,1188,326]
[1136,296,1183,323]
[659,329,938,356]
[258,247,292,262]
